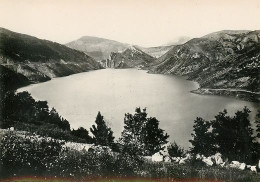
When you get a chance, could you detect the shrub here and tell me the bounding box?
[168,141,185,158]
[0,131,64,178]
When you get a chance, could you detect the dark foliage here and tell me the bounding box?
[189,117,216,156]
[120,108,168,156]
[190,107,258,163]
[168,141,185,158]
[1,91,70,131]
[71,127,93,144]
[90,112,115,147]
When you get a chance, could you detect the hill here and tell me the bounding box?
[137,45,174,58]
[66,36,130,60]
[0,28,102,83]
[150,30,260,101]
[102,46,156,68]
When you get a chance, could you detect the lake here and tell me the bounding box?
[18,69,259,148]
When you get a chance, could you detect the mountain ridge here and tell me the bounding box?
[100,45,156,68]
[0,27,103,83]
[149,30,260,102]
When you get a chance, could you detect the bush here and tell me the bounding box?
[0,131,64,178]
[168,142,185,158]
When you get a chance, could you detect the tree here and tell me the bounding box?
[255,110,260,139]
[189,107,256,163]
[120,108,168,156]
[168,141,185,158]
[212,107,254,162]
[48,108,70,131]
[71,127,93,143]
[143,117,169,155]
[189,117,215,156]
[90,112,115,147]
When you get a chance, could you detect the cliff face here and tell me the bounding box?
[150,30,260,101]
[0,28,103,83]
[103,46,156,69]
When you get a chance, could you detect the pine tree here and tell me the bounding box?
[120,108,168,156]
[189,117,215,156]
[120,108,147,155]
[90,112,115,147]
[143,117,169,155]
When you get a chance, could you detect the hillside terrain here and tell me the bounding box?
[137,45,174,58]
[101,46,156,68]
[66,36,130,60]
[150,30,260,102]
[0,28,102,83]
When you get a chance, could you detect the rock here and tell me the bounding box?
[164,156,171,163]
[64,142,93,151]
[152,152,163,162]
[202,157,214,166]
[250,166,257,172]
[212,153,223,165]
[196,154,202,160]
[239,163,246,170]
[185,153,192,159]
[230,161,241,169]
[179,158,186,164]
[10,127,14,131]
[143,156,152,161]
[220,162,226,167]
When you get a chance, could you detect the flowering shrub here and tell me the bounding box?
[0,131,64,178]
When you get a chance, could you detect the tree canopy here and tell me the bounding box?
[90,112,115,147]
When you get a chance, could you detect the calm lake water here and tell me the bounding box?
[18,69,259,148]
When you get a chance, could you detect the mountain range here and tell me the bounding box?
[66,36,179,60]
[0,27,259,101]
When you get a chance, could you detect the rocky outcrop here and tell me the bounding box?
[105,46,156,68]
[150,30,260,102]
[0,28,103,83]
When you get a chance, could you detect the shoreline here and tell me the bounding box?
[147,70,259,103]
[191,88,260,103]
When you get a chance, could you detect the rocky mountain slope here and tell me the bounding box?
[0,28,102,83]
[150,30,260,102]
[101,46,156,68]
[137,45,174,58]
[66,36,130,60]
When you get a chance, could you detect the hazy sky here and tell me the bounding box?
[0,0,260,47]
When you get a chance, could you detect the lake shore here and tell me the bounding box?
[191,88,260,103]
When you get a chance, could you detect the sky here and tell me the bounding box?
[0,0,260,47]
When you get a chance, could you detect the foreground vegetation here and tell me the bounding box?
[0,131,259,182]
[0,83,259,181]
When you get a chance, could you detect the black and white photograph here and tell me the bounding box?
[0,0,259,181]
